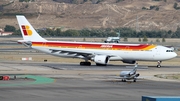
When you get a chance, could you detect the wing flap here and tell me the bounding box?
[51,50,60,53]
[49,49,93,57]
[49,49,117,58]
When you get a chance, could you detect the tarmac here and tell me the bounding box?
[0,61,180,101]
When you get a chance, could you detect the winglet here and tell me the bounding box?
[16,15,47,42]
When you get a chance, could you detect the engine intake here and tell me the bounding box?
[135,73,140,77]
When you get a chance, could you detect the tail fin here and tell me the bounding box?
[16,15,46,41]
[130,63,138,73]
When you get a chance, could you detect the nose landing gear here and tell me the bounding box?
[157,61,162,68]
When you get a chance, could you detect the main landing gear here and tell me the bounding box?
[121,79,126,82]
[96,63,107,66]
[122,79,136,82]
[157,61,162,68]
[80,61,91,66]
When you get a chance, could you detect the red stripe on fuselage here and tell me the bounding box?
[32,41,152,50]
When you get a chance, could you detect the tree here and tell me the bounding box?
[83,38,86,42]
[96,0,103,4]
[10,25,180,38]
[116,0,124,3]
[150,40,153,44]
[55,28,62,36]
[4,25,16,32]
[44,28,54,36]
[155,7,159,11]
[72,0,78,4]
[84,0,88,2]
[79,28,91,37]
[150,6,156,10]
[25,4,29,8]
[123,37,128,42]
[174,3,179,9]
[0,6,3,12]
[12,29,21,36]
[19,0,30,2]
[143,35,148,42]
[142,7,148,10]
[168,30,172,34]
[162,37,166,42]
[64,29,79,37]
[156,39,160,42]
[172,27,180,38]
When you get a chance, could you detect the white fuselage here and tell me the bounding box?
[31,41,177,62]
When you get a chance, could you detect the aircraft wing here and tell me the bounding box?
[49,49,116,58]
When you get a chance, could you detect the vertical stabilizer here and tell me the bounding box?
[129,63,138,74]
[16,15,46,41]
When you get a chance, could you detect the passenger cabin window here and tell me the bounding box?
[166,50,173,52]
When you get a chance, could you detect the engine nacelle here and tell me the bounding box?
[93,55,110,65]
[135,73,140,77]
[122,60,136,64]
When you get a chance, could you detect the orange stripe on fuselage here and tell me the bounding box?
[32,42,156,51]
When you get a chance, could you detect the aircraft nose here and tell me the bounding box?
[163,52,177,60]
[172,52,177,58]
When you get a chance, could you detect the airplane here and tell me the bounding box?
[16,15,177,67]
[119,63,139,82]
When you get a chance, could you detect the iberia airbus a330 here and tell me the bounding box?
[16,15,177,67]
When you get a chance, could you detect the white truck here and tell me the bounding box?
[104,31,120,43]
[104,37,120,43]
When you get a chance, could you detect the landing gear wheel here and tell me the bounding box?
[133,79,136,82]
[80,62,91,66]
[122,79,126,82]
[96,63,107,66]
[157,65,161,68]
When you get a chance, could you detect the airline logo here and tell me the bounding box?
[21,25,32,36]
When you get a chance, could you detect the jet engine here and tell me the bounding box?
[122,60,136,64]
[135,73,140,77]
[93,55,110,65]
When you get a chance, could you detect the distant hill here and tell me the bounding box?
[1,0,180,32]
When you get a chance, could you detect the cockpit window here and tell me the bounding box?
[166,50,174,52]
